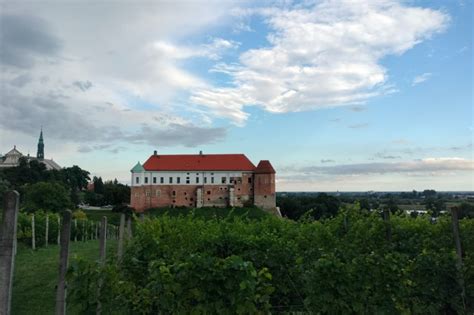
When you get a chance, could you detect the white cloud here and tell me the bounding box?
[192,0,449,124]
[412,72,432,86]
[0,3,236,154]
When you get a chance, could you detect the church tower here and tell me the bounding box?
[37,128,44,159]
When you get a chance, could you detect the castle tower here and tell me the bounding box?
[37,128,44,159]
[253,160,276,209]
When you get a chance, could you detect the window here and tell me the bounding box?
[248,177,252,184]
[155,190,161,197]
[153,177,157,184]
[184,192,187,195]
[186,177,190,184]
[196,173,199,175]
[134,192,139,197]
[169,177,173,184]
[145,177,148,184]
[204,177,207,184]
[207,191,211,195]
[221,177,226,184]
[160,177,164,184]
[177,177,181,184]
[172,191,176,196]
[145,190,150,197]
[211,173,214,175]
[264,195,267,198]
[135,177,140,184]
[196,177,199,184]
[211,177,214,184]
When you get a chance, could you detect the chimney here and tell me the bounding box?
[199,150,203,155]
[153,150,157,156]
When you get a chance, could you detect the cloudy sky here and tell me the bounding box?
[0,0,472,191]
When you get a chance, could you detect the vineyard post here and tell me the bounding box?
[126,217,132,240]
[97,217,107,315]
[99,217,107,263]
[31,214,36,250]
[383,209,391,242]
[118,213,125,260]
[55,210,72,315]
[0,191,20,315]
[74,219,77,242]
[82,220,85,242]
[57,216,60,245]
[45,214,49,247]
[450,207,466,310]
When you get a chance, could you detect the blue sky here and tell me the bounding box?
[0,0,472,191]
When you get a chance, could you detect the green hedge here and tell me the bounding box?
[68,208,474,314]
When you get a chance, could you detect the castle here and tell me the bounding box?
[130,151,276,212]
[0,129,61,170]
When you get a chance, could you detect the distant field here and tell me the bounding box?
[12,240,117,314]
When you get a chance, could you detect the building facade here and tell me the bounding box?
[0,129,61,170]
[130,151,276,212]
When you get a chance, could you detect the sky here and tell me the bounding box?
[0,0,472,191]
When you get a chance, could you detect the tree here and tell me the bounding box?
[23,182,72,212]
[93,176,104,194]
[424,198,445,217]
[422,189,437,198]
[457,202,474,219]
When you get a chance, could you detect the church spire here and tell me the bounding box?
[37,127,44,159]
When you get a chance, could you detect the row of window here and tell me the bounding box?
[136,176,252,185]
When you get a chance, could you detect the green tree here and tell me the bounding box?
[93,176,104,195]
[23,182,72,212]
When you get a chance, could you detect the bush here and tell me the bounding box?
[69,208,474,313]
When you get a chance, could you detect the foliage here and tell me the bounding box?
[73,209,88,220]
[69,208,474,313]
[84,178,130,207]
[277,192,341,220]
[16,210,110,247]
[23,181,72,212]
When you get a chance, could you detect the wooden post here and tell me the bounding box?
[0,191,20,315]
[383,209,391,242]
[74,219,77,242]
[82,220,85,242]
[117,214,125,260]
[55,210,72,315]
[31,214,36,250]
[57,216,60,245]
[126,217,132,240]
[99,217,107,264]
[45,214,49,247]
[95,223,98,240]
[97,217,107,314]
[451,207,466,310]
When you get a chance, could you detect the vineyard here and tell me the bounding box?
[68,206,474,314]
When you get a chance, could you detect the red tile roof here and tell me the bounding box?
[143,154,256,172]
[255,160,276,174]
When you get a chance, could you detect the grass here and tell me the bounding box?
[12,240,117,314]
